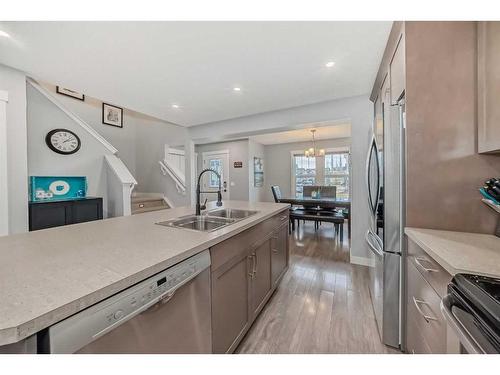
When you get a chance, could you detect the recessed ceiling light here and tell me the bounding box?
[325,61,335,68]
[171,104,180,109]
[0,30,11,38]
[233,87,242,92]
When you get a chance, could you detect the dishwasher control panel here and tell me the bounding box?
[103,257,200,325]
[46,250,211,354]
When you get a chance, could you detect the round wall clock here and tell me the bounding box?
[45,129,81,155]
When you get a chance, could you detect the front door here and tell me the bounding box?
[202,151,230,201]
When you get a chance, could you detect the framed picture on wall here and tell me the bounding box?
[254,157,264,187]
[102,103,123,128]
[56,86,85,101]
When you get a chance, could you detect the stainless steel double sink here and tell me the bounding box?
[156,208,259,232]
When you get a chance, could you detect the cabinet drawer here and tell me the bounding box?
[406,314,432,354]
[210,211,288,271]
[407,258,447,353]
[407,240,451,297]
[270,210,289,229]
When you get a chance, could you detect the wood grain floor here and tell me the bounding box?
[236,221,400,354]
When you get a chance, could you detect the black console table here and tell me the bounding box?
[29,197,103,231]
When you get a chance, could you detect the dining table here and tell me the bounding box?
[277,196,351,238]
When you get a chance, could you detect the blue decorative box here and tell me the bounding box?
[29,176,87,202]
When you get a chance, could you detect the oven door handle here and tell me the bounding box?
[440,294,484,354]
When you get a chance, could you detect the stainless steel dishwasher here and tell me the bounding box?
[40,250,211,354]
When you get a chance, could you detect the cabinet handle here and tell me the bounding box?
[412,297,438,323]
[253,252,257,276]
[279,215,288,221]
[248,255,255,278]
[414,257,438,273]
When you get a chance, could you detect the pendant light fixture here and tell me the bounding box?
[304,129,325,157]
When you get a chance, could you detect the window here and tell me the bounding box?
[208,159,223,188]
[293,154,316,197]
[292,149,350,199]
[324,152,350,200]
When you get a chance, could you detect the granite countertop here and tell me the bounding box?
[405,227,500,278]
[0,200,289,346]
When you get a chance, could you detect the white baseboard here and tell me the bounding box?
[350,255,375,267]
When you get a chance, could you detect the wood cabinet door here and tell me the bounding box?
[478,21,500,153]
[390,34,405,104]
[29,201,71,231]
[211,250,252,353]
[271,223,288,287]
[250,236,273,320]
[71,199,103,224]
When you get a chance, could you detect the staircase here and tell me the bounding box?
[131,192,170,215]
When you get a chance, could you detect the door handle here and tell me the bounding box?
[223,181,227,192]
[412,297,438,323]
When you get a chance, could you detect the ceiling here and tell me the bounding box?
[250,123,351,145]
[0,21,391,126]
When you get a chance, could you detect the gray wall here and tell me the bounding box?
[0,64,29,234]
[248,139,266,202]
[189,95,374,265]
[196,139,250,201]
[27,84,114,217]
[38,81,189,207]
[263,137,351,202]
[135,114,188,207]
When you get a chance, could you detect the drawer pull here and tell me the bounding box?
[279,215,288,221]
[248,255,255,278]
[413,297,438,323]
[414,257,438,273]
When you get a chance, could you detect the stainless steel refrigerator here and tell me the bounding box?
[365,94,406,349]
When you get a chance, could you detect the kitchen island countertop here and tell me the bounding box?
[0,201,289,346]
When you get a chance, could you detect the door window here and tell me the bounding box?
[208,158,223,188]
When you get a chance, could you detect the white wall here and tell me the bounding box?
[263,137,351,202]
[248,139,266,202]
[0,64,29,234]
[38,81,189,207]
[189,95,374,264]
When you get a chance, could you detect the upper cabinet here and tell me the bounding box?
[477,22,500,154]
[390,35,405,104]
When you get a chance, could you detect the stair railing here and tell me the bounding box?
[159,145,186,195]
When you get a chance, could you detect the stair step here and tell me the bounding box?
[132,199,168,210]
[132,205,169,215]
[131,193,165,203]
[131,192,170,214]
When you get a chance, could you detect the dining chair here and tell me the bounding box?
[271,185,282,203]
[320,186,336,199]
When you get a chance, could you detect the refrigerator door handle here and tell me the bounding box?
[365,134,381,217]
[366,230,383,257]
